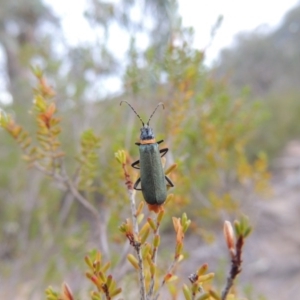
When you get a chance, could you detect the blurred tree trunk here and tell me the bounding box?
[0,0,58,106]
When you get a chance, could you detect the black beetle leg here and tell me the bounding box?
[157,139,164,144]
[133,177,142,191]
[165,175,174,188]
[159,148,169,158]
[131,159,140,169]
[159,148,173,187]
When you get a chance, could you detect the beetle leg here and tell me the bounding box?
[131,159,140,169]
[133,177,142,190]
[160,148,173,187]
[165,175,174,188]
[159,148,169,158]
[157,139,164,144]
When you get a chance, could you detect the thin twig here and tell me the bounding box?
[62,158,110,258]
[58,166,83,223]
[153,257,179,300]
[59,192,74,223]
[114,242,131,280]
[33,159,112,257]
[33,161,64,181]
[56,158,110,258]
[221,236,244,300]
[147,216,161,298]
[60,158,100,217]
[129,190,139,233]
[136,241,147,300]
[65,177,99,217]
[127,189,147,300]
[98,207,110,259]
[33,161,99,218]
[102,283,111,300]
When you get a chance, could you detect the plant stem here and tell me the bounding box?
[128,189,147,300]
[147,215,161,298]
[32,160,112,257]
[221,236,244,300]
[153,257,179,300]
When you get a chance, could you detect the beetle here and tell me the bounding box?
[120,101,174,205]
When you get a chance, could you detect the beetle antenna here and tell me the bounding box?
[120,101,144,126]
[147,102,164,125]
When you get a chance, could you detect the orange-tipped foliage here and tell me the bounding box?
[172,217,184,245]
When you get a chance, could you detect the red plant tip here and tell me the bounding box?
[45,103,56,118]
[5,119,22,138]
[39,77,56,97]
[164,273,173,282]
[38,103,56,129]
[62,283,74,300]
[91,275,98,284]
[224,221,236,256]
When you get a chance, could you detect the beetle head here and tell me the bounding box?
[140,124,155,141]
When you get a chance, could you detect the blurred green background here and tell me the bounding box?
[1,1,300,299]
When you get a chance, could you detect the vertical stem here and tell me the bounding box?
[221,277,234,300]
[98,207,110,259]
[136,243,147,300]
[129,189,139,234]
[128,189,147,300]
[221,237,244,300]
[147,218,160,298]
[153,257,179,300]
